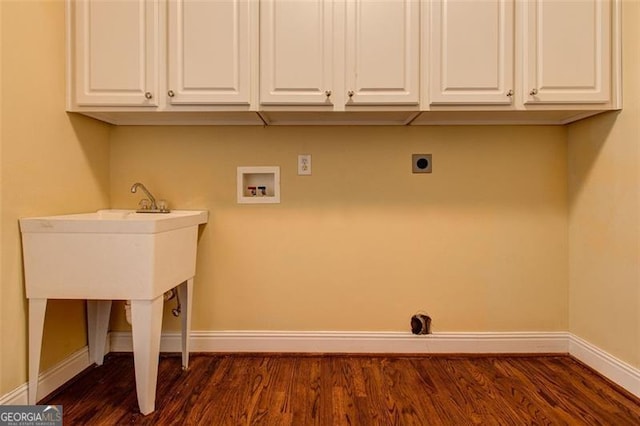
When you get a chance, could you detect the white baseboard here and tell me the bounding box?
[4,331,639,405]
[569,334,640,398]
[0,346,92,405]
[109,330,569,354]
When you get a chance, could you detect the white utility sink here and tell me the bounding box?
[20,209,208,415]
[21,209,208,300]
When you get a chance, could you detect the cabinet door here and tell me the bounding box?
[168,0,250,105]
[429,0,514,105]
[260,0,333,105]
[74,0,159,106]
[523,0,610,104]
[345,0,419,105]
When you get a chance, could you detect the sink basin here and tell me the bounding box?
[20,209,208,234]
[20,209,208,299]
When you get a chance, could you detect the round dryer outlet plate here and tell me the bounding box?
[412,154,432,173]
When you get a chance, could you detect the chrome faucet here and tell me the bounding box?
[131,182,157,210]
[131,182,169,213]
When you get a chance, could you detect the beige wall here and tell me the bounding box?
[568,0,640,369]
[0,1,110,395]
[4,0,638,400]
[0,0,4,395]
[109,126,568,333]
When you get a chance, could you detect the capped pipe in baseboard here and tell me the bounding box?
[411,313,432,335]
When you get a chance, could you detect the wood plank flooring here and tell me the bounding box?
[41,354,640,425]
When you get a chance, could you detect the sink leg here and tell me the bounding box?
[28,298,47,405]
[87,300,112,365]
[130,296,163,416]
[177,279,193,370]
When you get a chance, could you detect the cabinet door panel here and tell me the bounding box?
[74,0,159,106]
[346,0,419,105]
[168,0,250,105]
[260,0,333,105]
[429,0,514,105]
[523,0,610,104]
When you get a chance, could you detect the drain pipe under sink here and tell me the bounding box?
[124,289,181,325]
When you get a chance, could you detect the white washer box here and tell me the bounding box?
[237,166,280,204]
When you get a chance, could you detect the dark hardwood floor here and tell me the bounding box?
[41,353,640,425]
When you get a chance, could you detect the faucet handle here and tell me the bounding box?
[157,199,169,212]
[138,199,150,210]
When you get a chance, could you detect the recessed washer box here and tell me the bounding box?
[237,166,280,204]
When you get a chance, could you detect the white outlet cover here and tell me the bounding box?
[298,154,312,175]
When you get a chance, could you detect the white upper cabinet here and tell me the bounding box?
[260,0,334,105]
[345,0,419,105]
[168,0,251,105]
[426,0,615,109]
[260,0,419,107]
[429,0,514,105]
[67,0,620,124]
[73,0,160,107]
[522,0,611,104]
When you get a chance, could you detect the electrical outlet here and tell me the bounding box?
[412,154,432,173]
[298,154,311,175]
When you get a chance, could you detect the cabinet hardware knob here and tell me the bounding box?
[325,90,331,97]
[348,91,354,98]
[168,90,175,97]
[506,90,513,97]
[145,92,153,100]
[529,88,538,96]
